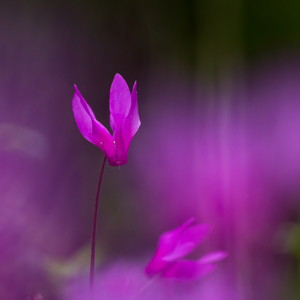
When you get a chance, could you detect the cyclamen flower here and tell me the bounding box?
[145,218,227,280]
[72,74,141,166]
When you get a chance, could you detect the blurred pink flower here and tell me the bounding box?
[145,218,227,280]
[65,260,236,300]
[72,73,141,166]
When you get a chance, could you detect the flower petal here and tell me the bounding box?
[91,118,116,161]
[109,74,131,127]
[122,81,141,150]
[162,261,216,280]
[154,218,195,258]
[145,218,194,276]
[163,224,210,262]
[198,251,228,264]
[111,126,128,166]
[72,85,97,144]
[162,242,195,262]
[145,257,170,277]
[110,114,117,132]
[178,224,210,247]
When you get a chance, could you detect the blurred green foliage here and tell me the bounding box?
[283,223,300,260]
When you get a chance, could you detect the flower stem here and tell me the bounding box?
[130,275,158,300]
[90,155,107,292]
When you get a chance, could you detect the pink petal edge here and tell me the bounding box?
[72,85,96,145]
[122,81,141,150]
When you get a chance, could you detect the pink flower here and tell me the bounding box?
[72,74,141,166]
[145,218,227,280]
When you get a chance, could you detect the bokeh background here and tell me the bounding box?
[1,0,300,299]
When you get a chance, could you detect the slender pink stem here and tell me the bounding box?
[90,155,107,292]
[130,275,158,300]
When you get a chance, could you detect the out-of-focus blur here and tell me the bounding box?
[1,0,300,299]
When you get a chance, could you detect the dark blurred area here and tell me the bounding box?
[1,0,300,299]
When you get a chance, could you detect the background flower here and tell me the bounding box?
[64,260,237,300]
[145,218,227,280]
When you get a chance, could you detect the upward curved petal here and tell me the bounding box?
[109,74,131,127]
[177,224,210,249]
[162,242,195,262]
[162,224,210,262]
[72,85,96,145]
[122,81,141,150]
[155,218,195,258]
[145,218,195,276]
